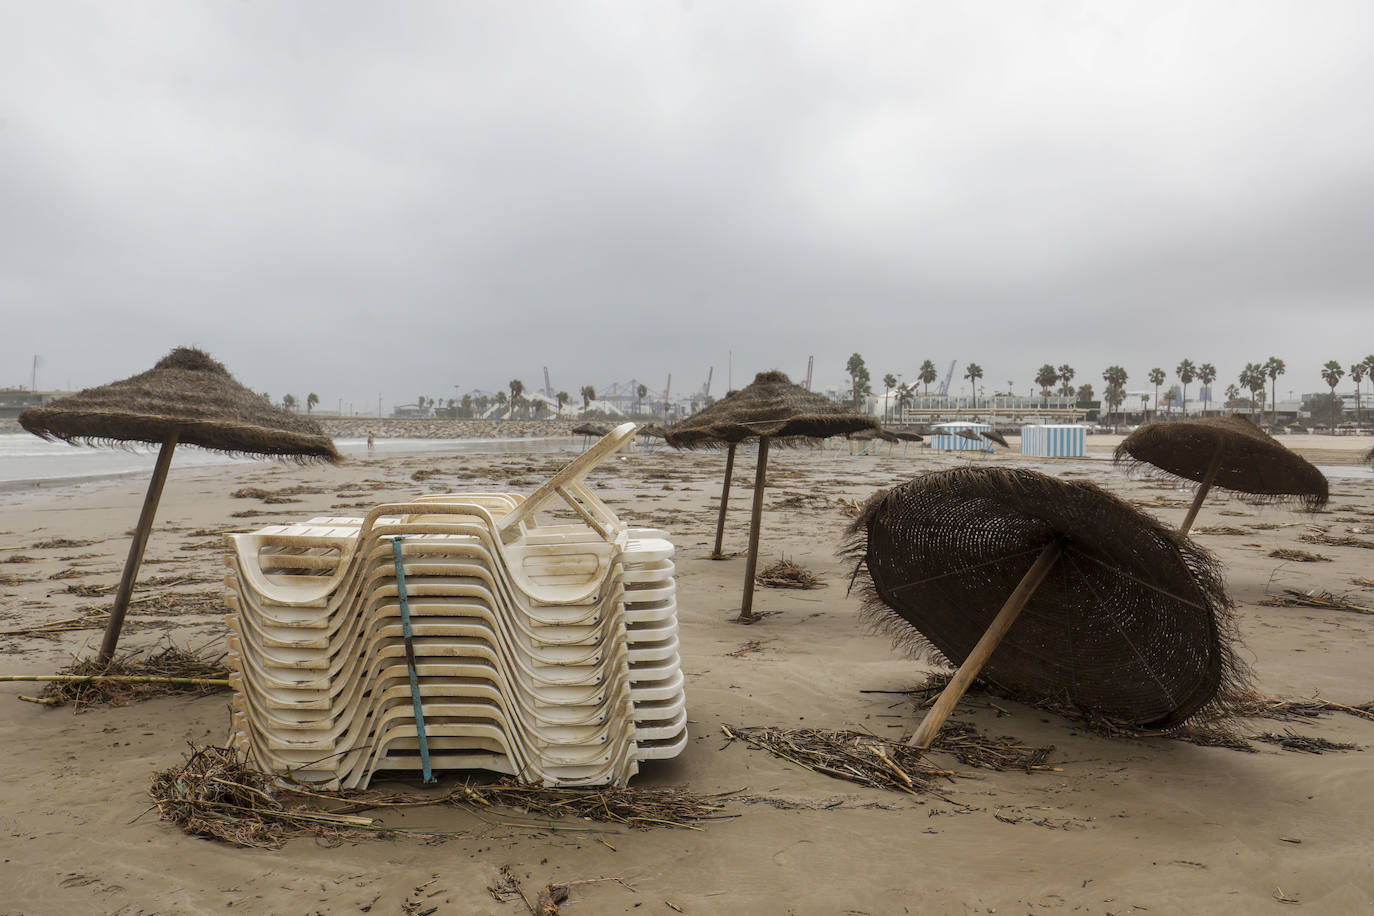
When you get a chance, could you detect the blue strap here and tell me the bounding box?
[391,536,435,784]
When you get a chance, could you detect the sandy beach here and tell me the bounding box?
[2,432,1373,915]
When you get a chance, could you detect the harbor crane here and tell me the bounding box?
[935,360,958,397]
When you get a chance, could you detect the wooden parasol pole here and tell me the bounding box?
[97,431,178,666]
[711,443,737,559]
[737,436,770,623]
[907,537,1064,750]
[1178,444,1225,536]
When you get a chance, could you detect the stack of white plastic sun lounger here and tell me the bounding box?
[222,423,687,789]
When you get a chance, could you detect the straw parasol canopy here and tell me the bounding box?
[666,370,879,621]
[664,370,878,449]
[982,429,1010,449]
[636,424,667,440]
[21,347,339,461]
[572,423,610,438]
[844,467,1248,741]
[1365,444,1373,466]
[891,431,925,443]
[1114,415,1328,534]
[20,346,340,664]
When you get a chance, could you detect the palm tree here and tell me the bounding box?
[580,385,596,410]
[282,393,297,412]
[1224,383,1240,407]
[1176,359,1196,417]
[1240,363,1266,420]
[556,391,569,417]
[636,383,648,414]
[895,383,913,420]
[963,363,983,408]
[1350,361,1366,429]
[1101,366,1128,424]
[1321,361,1344,427]
[306,392,319,414]
[508,379,524,418]
[1264,357,1285,426]
[1148,368,1165,421]
[846,353,872,409]
[1034,364,1058,405]
[1056,364,1075,398]
[493,391,509,415]
[1076,383,1093,404]
[918,360,938,397]
[882,373,897,421]
[1196,363,1216,415]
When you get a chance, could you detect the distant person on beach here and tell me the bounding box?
[367,432,375,452]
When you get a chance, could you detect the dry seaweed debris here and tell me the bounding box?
[1258,589,1374,614]
[1268,548,1331,562]
[755,558,825,589]
[1194,526,1250,536]
[35,643,230,707]
[149,747,729,848]
[721,723,1055,799]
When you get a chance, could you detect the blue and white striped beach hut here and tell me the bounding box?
[930,422,993,452]
[1020,424,1087,458]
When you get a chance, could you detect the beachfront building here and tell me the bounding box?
[0,388,68,419]
[900,395,1086,426]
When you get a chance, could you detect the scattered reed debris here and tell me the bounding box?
[1268,548,1331,562]
[1194,526,1249,536]
[721,723,1055,799]
[149,747,729,848]
[1353,578,1374,589]
[30,643,230,707]
[755,558,824,589]
[1259,589,1374,615]
[1300,532,1374,550]
[31,538,98,549]
[1252,730,1359,754]
[450,779,729,829]
[150,745,373,848]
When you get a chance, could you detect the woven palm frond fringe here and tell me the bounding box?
[841,467,1252,729]
[665,370,878,449]
[20,347,339,463]
[1113,415,1327,509]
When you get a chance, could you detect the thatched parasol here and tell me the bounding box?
[572,423,610,437]
[982,429,1010,449]
[1114,415,1329,535]
[665,370,879,622]
[20,347,340,664]
[843,467,1247,748]
[1365,444,1373,467]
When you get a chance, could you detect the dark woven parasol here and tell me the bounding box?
[843,467,1248,747]
[982,429,1010,449]
[665,370,879,621]
[1114,415,1329,534]
[636,424,667,440]
[572,423,611,438]
[20,347,340,663]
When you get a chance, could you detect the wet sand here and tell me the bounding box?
[1,434,1372,914]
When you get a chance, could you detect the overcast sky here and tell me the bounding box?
[3,1,1372,411]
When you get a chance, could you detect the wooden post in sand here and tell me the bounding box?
[1178,445,1225,536]
[97,431,178,666]
[907,538,1064,750]
[737,436,771,623]
[711,443,737,559]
